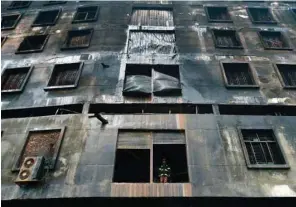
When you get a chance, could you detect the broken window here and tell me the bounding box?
[113,130,188,183]
[123,64,181,97]
[247,8,276,24]
[32,9,61,26]
[16,34,49,54]
[221,62,258,88]
[128,30,176,55]
[1,66,33,93]
[212,29,243,49]
[1,13,22,30]
[72,6,99,23]
[43,1,66,6]
[258,31,291,50]
[205,6,232,23]
[276,64,296,88]
[239,129,288,168]
[131,8,174,26]
[61,29,93,50]
[45,62,83,90]
[12,128,66,171]
[7,1,31,10]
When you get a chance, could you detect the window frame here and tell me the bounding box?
[1,13,22,30]
[257,31,292,51]
[247,7,277,24]
[72,6,100,23]
[211,29,243,49]
[274,63,296,89]
[7,1,31,10]
[237,127,290,169]
[44,62,84,91]
[1,66,34,94]
[61,28,94,50]
[205,6,233,23]
[31,9,61,27]
[15,34,50,54]
[220,61,260,89]
[11,126,66,172]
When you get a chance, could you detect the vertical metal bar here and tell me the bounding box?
[249,142,258,164]
[266,142,275,164]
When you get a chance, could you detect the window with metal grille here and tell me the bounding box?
[276,64,296,88]
[123,64,181,97]
[7,1,31,10]
[43,1,66,6]
[258,31,291,50]
[61,29,93,50]
[12,127,66,172]
[131,8,174,26]
[16,34,49,54]
[44,62,83,91]
[1,13,22,30]
[32,9,61,26]
[72,6,99,23]
[205,6,232,23]
[247,8,276,24]
[239,129,288,168]
[212,29,243,49]
[221,62,258,88]
[1,66,33,93]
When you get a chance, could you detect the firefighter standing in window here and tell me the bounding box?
[158,158,171,183]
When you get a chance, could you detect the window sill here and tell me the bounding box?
[1,89,23,94]
[61,45,90,50]
[225,85,260,89]
[15,48,45,54]
[44,85,77,91]
[263,47,293,51]
[247,164,290,169]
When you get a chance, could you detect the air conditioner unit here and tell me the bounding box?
[15,156,45,185]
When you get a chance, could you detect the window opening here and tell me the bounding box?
[16,35,49,54]
[1,14,22,30]
[32,9,61,26]
[276,64,296,88]
[72,6,99,23]
[247,8,276,24]
[212,29,242,49]
[206,6,232,23]
[258,31,291,50]
[7,1,31,10]
[1,67,32,93]
[61,29,93,50]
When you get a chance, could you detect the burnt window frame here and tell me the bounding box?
[43,1,67,6]
[11,127,66,172]
[258,31,292,51]
[220,61,259,89]
[205,6,233,23]
[247,7,277,24]
[31,9,61,27]
[44,62,84,91]
[61,28,94,50]
[237,127,289,169]
[1,66,33,94]
[15,34,50,54]
[1,13,22,30]
[72,6,99,23]
[274,63,296,89]
[7,1,31,10]
[211,29,243,49]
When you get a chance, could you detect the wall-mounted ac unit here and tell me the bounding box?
[15,156,45,185]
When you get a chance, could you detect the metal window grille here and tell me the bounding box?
[74,6,98,22]
[207,7,231,21]
[213,30,241,48]
[277,64,296,87]
[63,29,93,49]
[48,64,80,86]
[260,31,287,49]
[241,129,285,165]
[8,1,31,9]
[33,10,60,25]
[223,63,255,86]
[1,68,30,91]
[1,14,21,29]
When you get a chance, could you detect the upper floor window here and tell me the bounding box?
[43,1,66,6]
[131,7,174,26]
[7,1,31,10]
[1,13,22,30]
[247,7,276,24]
[32,9,61,26]
[15,34,49,54]
[258,31,292,50]
[212,29,243,49]
[239,129,289,169]
[61,29,93,50]
[205,6,232,23]
[72,6,99,23]
[275,64,296,89]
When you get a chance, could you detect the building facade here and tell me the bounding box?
[1,0,296,206]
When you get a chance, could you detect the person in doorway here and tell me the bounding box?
[158,158,171,183]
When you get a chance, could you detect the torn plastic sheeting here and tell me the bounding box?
[153,70,181,95]
[123,75,151,95]
[128,31,176,54]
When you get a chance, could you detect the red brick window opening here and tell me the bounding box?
[212,29,243,49]
[258,31,291,50]
[61,29,93,50]
[1,13,22,30]
[247,8,276,24]
[7,1,31,10]
[1,67,33,93]
[205,7,232,23]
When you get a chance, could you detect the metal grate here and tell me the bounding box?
[1,67,30,91]
[63,29,93,49]
[48,64,80,86]
[32,9,60,26]
[19,130,61,168]
[1,14,21,29]
[73,6,98,22]
[277,64,296,87]
[213,30,242,48]
[206,7,231,22]
[223,63,255,86]
[131,8,174,26]
[7,1,31,10]
[248,8,275,23]
[259,31,288,49]
[241,129,285,165]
